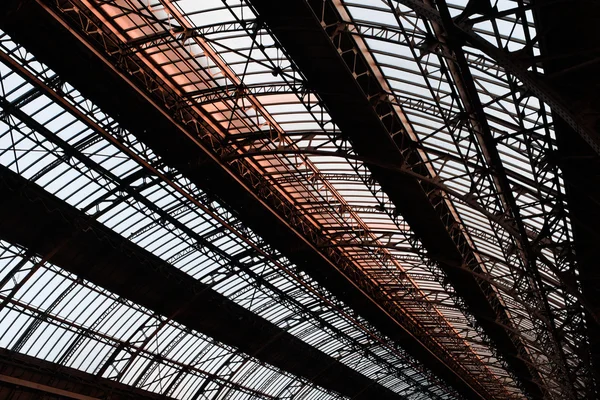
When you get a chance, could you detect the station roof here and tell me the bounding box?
[0,0,597,399]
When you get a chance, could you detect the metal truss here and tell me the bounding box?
[0,349,172,399]
[395,0,600,156]
[0,241,331,400]
[0,27,462,400]
[28,0,524,397]
[275,0,589,397]
[0,0,593,398]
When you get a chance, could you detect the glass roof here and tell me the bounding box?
[71,0,536,395]
[0,29,460,399]
[335,1,585,397]
[0,240,343,399]
[0,0,591,398]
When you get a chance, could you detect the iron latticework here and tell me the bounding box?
[0,0,596,399]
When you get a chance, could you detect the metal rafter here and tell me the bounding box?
[346,0,589,396]
[0,2,502,399]
[406,0,583,396]
[242,0,590,398]
[0,0,593,399]
[395,0,600,155]
[0,8,464,391]
[0,162,396,400]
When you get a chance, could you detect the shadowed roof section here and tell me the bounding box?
[533,0,600,395]
[0,349,174,400]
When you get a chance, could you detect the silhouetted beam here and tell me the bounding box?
[534,0,600,396]
[244,0,540,398]
[0,165,401,400]
[0,1,470,398]
[0,349,169,400]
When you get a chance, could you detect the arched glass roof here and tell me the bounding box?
[0,29,460,399]
[0,0,592,399]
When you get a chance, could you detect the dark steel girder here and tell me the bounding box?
[533,0,600,396]
[0,349,171,400]
[244,0,541,398]
[0,1,482,398]
[0,164,401,400]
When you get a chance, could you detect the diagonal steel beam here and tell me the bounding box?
[417,0,583,397]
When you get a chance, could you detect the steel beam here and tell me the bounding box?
[0,349,170,400]
[419,0,582,397]
[244,0,539,398]
[0,164,400,400]
[395,0,600,157]
[0,1,481,398]
[533,0,600,397]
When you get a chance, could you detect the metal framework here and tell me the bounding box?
[0,0,596,399]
